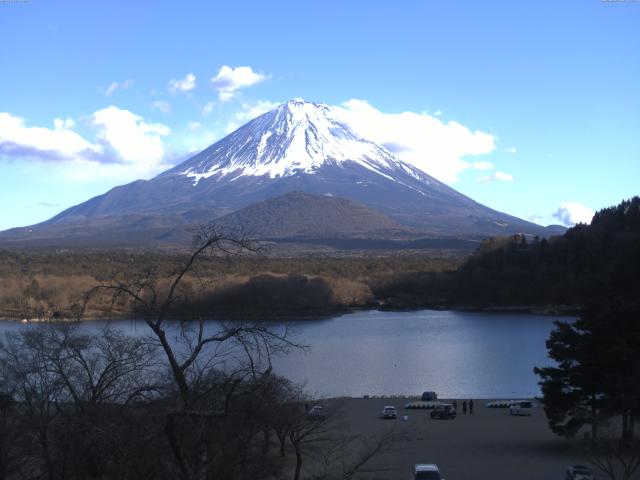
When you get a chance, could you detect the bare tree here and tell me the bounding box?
[0,392,25,480]
[85,225,295,401]
[286,400,345,480]
[84,224,303,480]
[283,399,405,480]
[0,323,160,480]
[0,328,65,480]
[309,428,406,480]
[588,427,640,480]
[22,323,158,408]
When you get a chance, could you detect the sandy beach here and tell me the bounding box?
[311,397,590,480]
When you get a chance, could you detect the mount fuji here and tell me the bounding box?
[1,100,561,249]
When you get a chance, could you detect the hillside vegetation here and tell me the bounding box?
[0,250,463,320]
[378,197,640,311]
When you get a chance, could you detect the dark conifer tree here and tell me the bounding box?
[535,301,640,443]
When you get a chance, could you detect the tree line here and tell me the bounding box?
[530,198,640,479]
[0,247,463,322]
[377,196,640,310]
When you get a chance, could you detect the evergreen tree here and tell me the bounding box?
[535,301,640,443]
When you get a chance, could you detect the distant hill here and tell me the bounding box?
[213,191,410,239]
[0,192,479,251]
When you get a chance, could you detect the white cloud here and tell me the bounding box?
[552,201,594,226]
[472,160,494,171]
[505,147,517,154]
[53,117,75,130]
[152,100,171,114]
[235,100,279,122]
[478,171,514,183]
[224,122,240,134]
[434,109,443,117]
[221,100,280,134]
[105,79,134,96]
[0,108,177,188]
[187,121,201,130]
[201,101,216,116]
[0,112,101,161]
[210,65,268,101]
[168,73,196,94]
[333,99,496,183]
[528,214,544,225]
[92,106,170,168]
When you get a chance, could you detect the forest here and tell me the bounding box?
[378,197,640,312]
[0,248,463,321]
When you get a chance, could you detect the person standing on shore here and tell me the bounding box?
[462,400,467,414]
[469,399,474,415]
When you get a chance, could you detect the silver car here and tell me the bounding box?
[381,405,397,419]
[510,400,533,416]
[413,463,445,480]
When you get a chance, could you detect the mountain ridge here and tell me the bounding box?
[0,99,563,248]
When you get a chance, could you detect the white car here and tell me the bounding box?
[308,405,326,419]
[413,463,445,480]
[510,400,533,416]
[566,464,594,480]
[381,405,397,419]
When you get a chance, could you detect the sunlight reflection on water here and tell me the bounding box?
[0,309,563,398]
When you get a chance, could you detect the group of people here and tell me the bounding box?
[452,399,474,414]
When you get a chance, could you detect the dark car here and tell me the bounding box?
[421,391,438,401]
[430,404,456,420]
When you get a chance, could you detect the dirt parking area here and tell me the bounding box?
[317,397,589,480]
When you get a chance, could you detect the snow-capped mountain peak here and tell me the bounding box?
[14,99,552,245]
[173,99,419,184]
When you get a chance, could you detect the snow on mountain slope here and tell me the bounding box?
[167,100,433,188]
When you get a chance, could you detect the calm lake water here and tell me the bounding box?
[0,309,563,399]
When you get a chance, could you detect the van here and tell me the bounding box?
[421,391,438,401]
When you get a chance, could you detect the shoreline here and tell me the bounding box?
[0,303,578,323]
[378,302,579,316]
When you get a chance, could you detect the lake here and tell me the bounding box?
[0,309,563,399]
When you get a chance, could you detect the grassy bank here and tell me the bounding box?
[0,249,465,321]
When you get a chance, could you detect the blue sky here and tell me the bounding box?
[0,0,638,230]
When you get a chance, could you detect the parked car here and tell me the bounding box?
[413,463,445,480]
[421,391,438,401]
[308,405,326,420]
[509,400,533,416]
[381,405,397,419]
[430,404,456,420]
[566,464,594,480]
